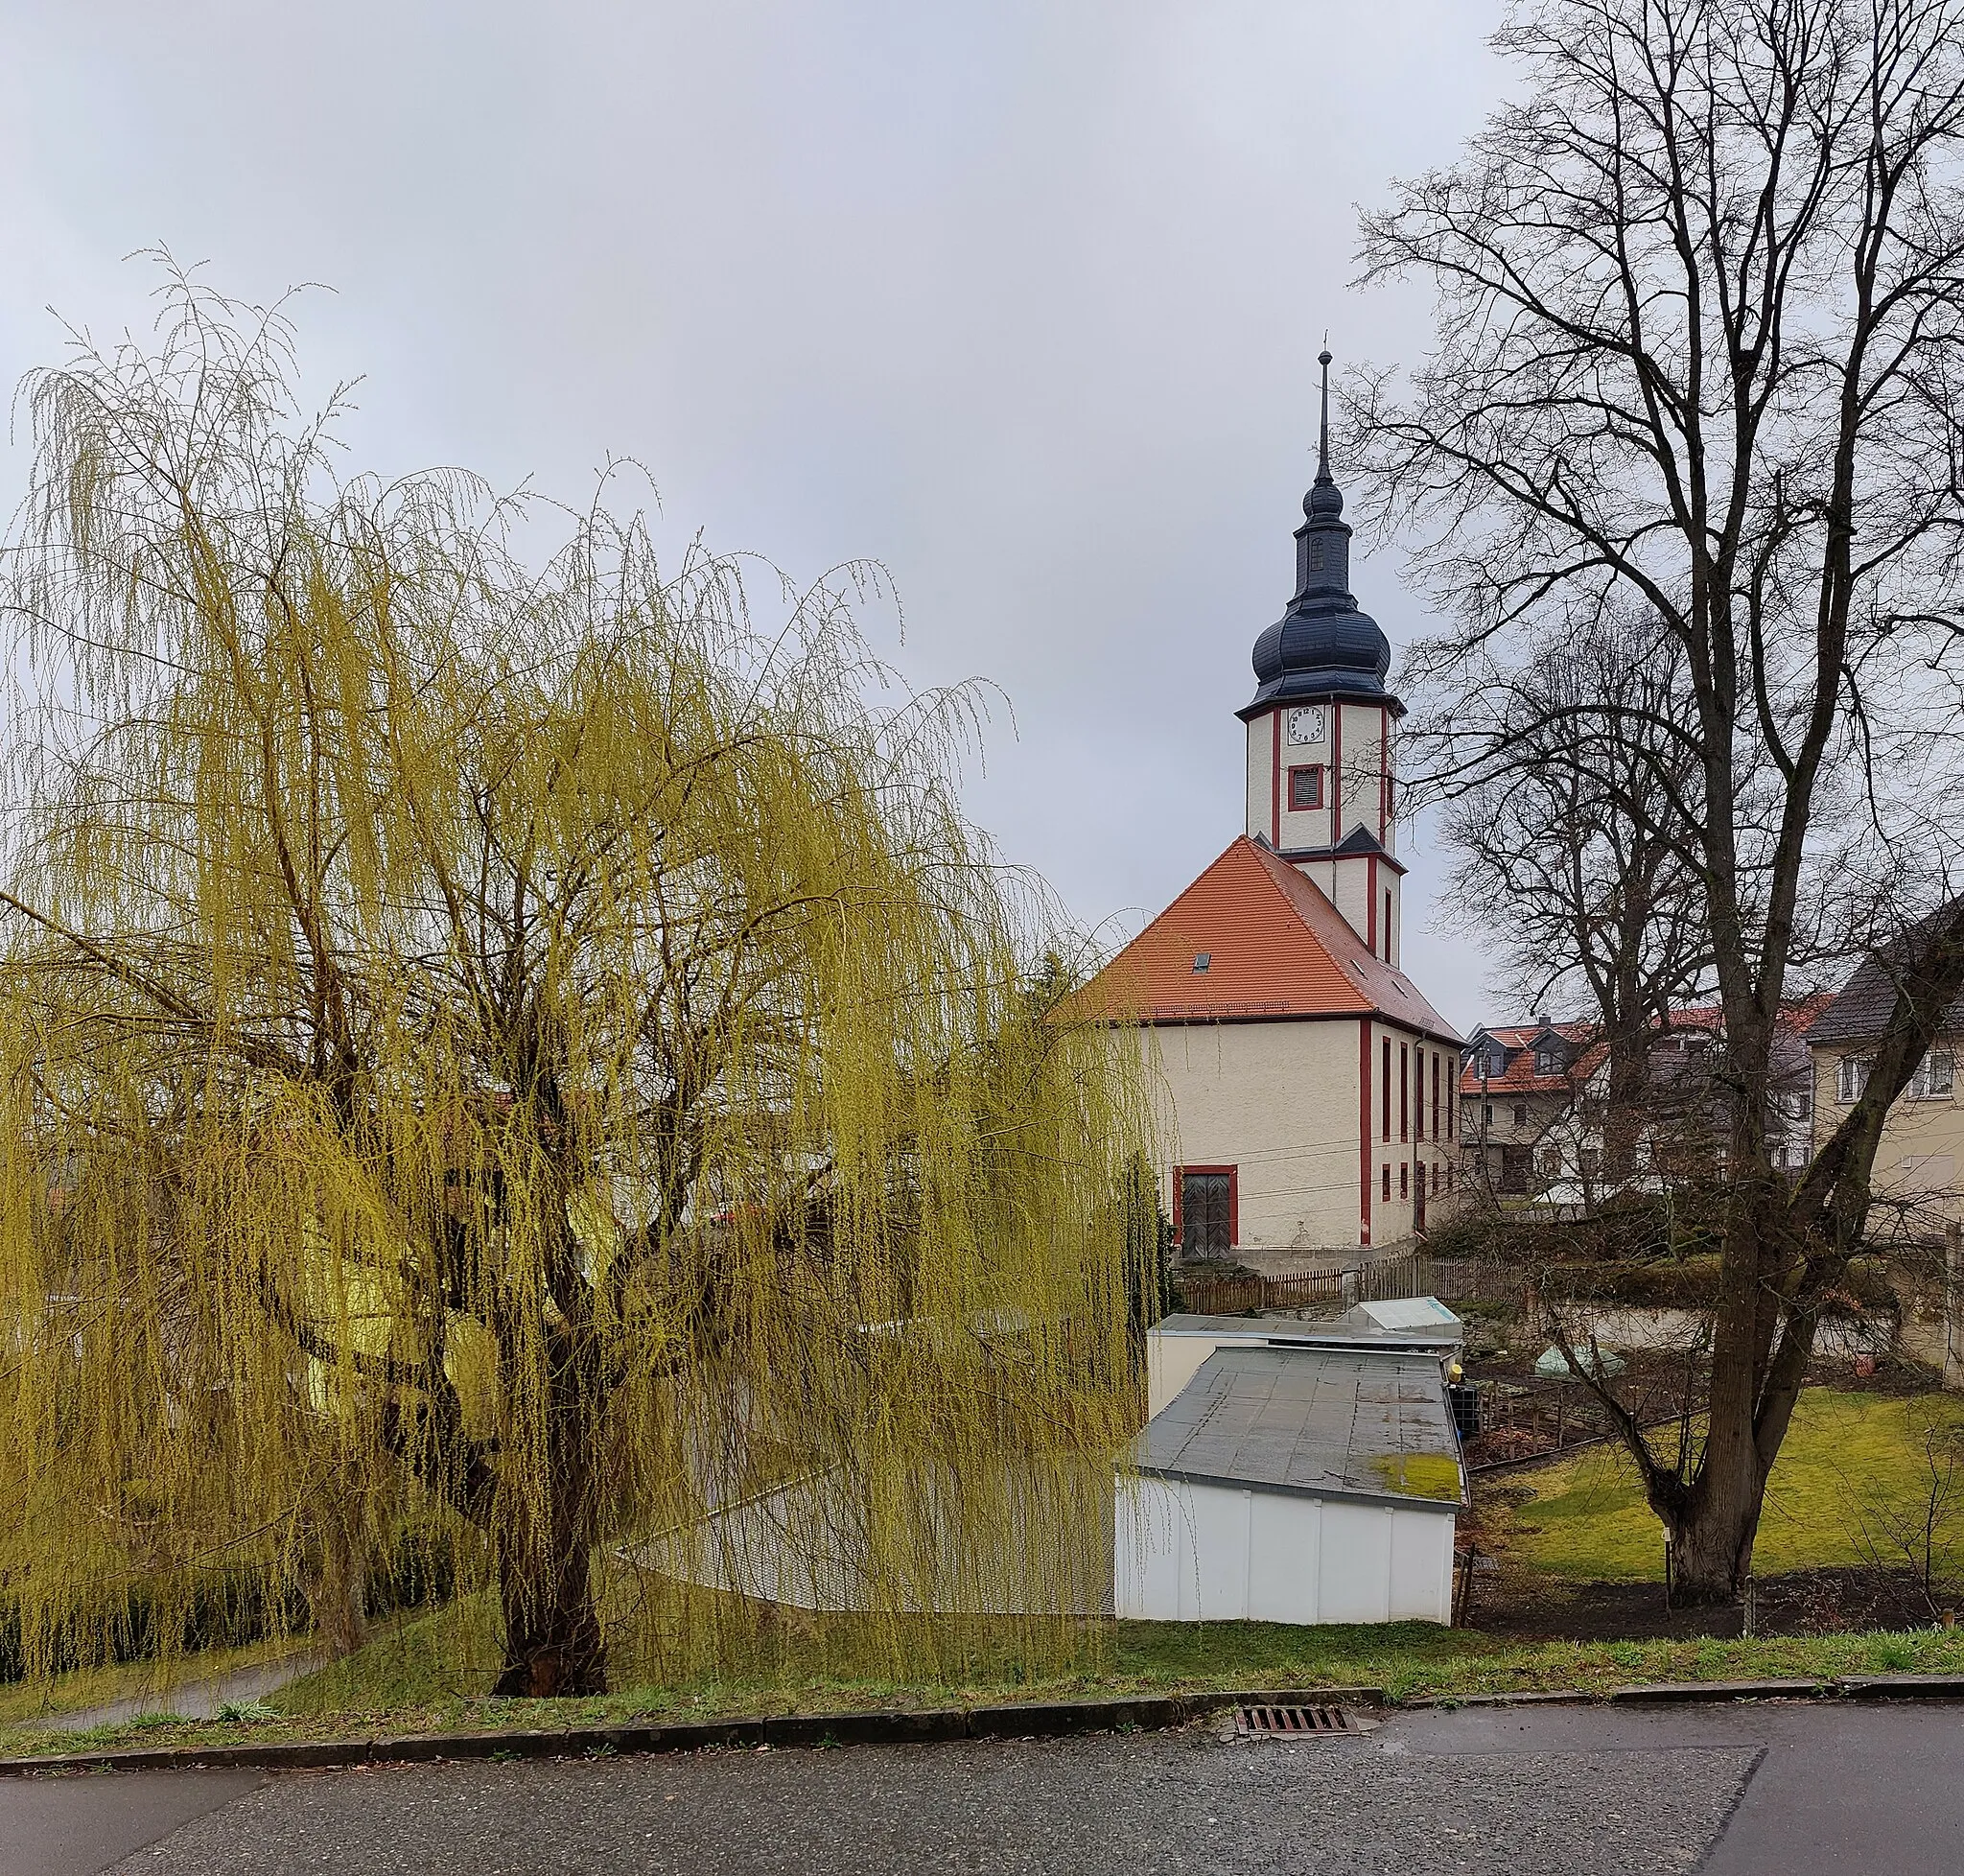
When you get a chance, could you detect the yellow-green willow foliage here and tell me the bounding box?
[0,272,1153,1698]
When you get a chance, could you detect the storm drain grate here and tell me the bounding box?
[1232,1703,1353,1737]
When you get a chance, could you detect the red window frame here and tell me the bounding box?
[1399,1161,1409,1199]
[1381,1162,1391,1201]
[1287,763,1324,811]
[1171,1164,1237,1251]
[1400,1044,1410,1142]
[1382,1037,1392,1139]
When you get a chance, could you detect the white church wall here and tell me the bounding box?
[1147,1018,1366,1252]
[1362,1020,1465,1250]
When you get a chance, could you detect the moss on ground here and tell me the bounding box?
[1508,1390,1964,1583]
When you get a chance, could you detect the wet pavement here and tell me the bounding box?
[3,1699,1959,1875]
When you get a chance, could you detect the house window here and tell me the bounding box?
[1381,1163,1391,1201]
[1287,764,1324,810]
[1513,1103,1529,1127]
[1447,1163,1456,1192]
[1383,888,1393,959]
[1399,1161,1409,1199]
[1431,1052,1441,1139]
[1482,1102,1493,1126]
[1837,1055,1872,1103]
[1400,1044,1410,1141]
[1176,1168,1234,1260]
[1535,1048,1555,1076]
[1383,1037,1391,1139]
[1499,1146,1531,1194]
[1911,1051,1956,1099]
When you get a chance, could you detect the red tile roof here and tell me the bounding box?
[1074,836,1461,1042]
[1459,1021,1598,1096]
[1459,997,1835,1096]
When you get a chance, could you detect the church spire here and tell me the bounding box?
[1306,344,1343,523]
[1315,344,1333,487]
[1294,346,1349,592]
[1239,340,1399,724]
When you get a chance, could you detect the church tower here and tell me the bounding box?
[1239,350,1405,965]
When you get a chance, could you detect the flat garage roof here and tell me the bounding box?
[1134,1345,1461,1513]
[1152,1310,1461,1352]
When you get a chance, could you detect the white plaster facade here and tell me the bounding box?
[1145,1016,1463,1253]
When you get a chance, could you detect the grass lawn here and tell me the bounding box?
[9,1385,1964,1763]
[7,1610,1964,1763]
[1506,1389,1964,1583]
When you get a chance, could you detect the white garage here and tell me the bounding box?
[1115,1332,1464,1626]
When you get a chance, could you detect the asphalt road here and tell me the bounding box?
[5,1700,1960,1876]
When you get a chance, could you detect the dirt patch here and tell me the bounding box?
[1462,1562,1955,1642]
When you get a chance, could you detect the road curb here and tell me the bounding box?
[5,1672,1962,1775]
[1606,1678,1832,1704]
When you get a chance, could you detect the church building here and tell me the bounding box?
[1085,355,1461,1260]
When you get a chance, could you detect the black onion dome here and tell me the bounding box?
[1237,349,1403,722]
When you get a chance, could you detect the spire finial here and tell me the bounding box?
[1316,340,1334,484]
[1305,340,1344,521]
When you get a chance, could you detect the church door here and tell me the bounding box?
[1180,1170,1233,1261]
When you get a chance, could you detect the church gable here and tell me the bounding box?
[1080,835,1456,1041]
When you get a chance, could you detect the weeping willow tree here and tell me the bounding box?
[0,272,1150,1699]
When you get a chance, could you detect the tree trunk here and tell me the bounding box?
[492,1325,609,1698]
[304,1484,369,1660]
[1661,1437,1767,1604]
[494,1527,606,1697]
[1601,1023,1651,1185]
[1945,1222,1963,1394]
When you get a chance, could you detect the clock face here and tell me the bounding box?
[1287,706,1327,747]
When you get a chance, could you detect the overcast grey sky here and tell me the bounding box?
[0,0,1514,1029]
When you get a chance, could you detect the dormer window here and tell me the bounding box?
[1192,951,1211,973]
[1535,1048,1556,1075]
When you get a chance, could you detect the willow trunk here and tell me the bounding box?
[492,1332,608,1698]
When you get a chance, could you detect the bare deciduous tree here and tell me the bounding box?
[1440,614,1709,1177]
[1354,0,1964,1600]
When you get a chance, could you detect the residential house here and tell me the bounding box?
[1806,948,1963,1231]
[1459,1000,1824,1207]
[1458,1019,1595,1196]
